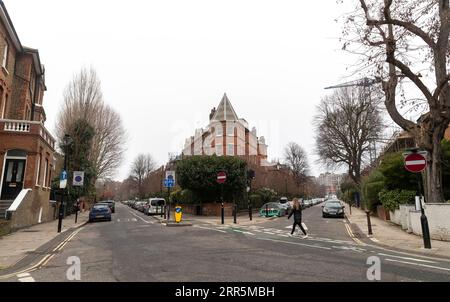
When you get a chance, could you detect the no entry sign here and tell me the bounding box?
[217,171,227,184]
[404,153,427,173]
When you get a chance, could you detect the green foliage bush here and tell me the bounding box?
[255,187,278,204]
[176,155,247,203]
[378,189,416,212]
[249,194,263,208]
[378,152,417,191]
[361,170,386,212]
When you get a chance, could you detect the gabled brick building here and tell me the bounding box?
[182,94,269,166]
[0,1,56,228]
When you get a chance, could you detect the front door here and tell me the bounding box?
[1,159,26,200]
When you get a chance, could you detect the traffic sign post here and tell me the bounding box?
[165,171,176,221]
[217,172,226,224]
[73,171,84,187]
[404,150,431,249]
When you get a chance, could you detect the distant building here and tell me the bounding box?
[182,94,269,166]
[318,173,346,195]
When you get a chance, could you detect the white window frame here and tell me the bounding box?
[227,144,234,156]
[215,144,223,155]
[35,154,41,186]
[227,125,234,136]
[42,158,48,187]
[216,125,223,137]
[2,41,8,69]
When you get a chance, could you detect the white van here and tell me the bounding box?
[144,198,166,216]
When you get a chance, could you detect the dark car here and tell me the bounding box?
[89,204,112,222]
[322,200,345,218]
[99,200,115,213]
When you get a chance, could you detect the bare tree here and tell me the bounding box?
[55,67,126,180]
[284,142,309,194]
[314,86,384,184]
[130,154,156,198]
[342,0,450,202]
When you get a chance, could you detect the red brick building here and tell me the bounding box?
[0,1,56,229]
[182,94,269,166]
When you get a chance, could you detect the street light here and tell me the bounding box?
[58,134,72,233]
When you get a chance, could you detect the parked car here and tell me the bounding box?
[259,202,287,217]
[145,198,166,215]
[135,201,147,212]
[303,200,312,208]
[278,197,291,215]
[89,204,112,222]
[99,200,115,213]
[322,200,345,218]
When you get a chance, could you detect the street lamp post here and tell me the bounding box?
[58,134,72,233]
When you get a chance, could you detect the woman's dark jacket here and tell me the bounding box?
[288,207,302,223]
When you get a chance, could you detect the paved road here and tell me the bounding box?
[3,203,450,282]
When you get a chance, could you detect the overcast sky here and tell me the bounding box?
[5,0,373,181]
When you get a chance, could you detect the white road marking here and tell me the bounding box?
[248,226,265,229]
[257,237,332,250]
[117,219,120,222]
[131,218,137,222]
[263,232,275,235]
[193,226,227,233]
[17,273,31,278]
[332,246,366,253]
[18,276,35,282]
[378,253,438,264]
[385,258,450,272]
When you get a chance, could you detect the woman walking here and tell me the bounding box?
[288,198,308,238]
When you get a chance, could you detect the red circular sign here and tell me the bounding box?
[404,153,427,173]
[217,171,227,184]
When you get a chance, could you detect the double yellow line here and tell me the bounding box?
[344,222,365,246]
[0,227,84,280]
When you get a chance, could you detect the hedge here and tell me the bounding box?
[378,189,416,212]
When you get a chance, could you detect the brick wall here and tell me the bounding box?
[176,202,234,216]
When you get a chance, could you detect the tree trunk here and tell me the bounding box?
[426,134,445,203]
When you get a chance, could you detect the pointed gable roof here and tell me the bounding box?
[211,93,239,121]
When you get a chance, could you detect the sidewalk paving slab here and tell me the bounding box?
[0,211,89,271]
[344,205,450,259]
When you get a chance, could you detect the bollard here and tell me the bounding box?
[421,211,432,249]
[233,203,237,224]
[249,203,252,221]
[167,204,170,222]
[221,203,224,224]
[266,204,269,217]
[160,205,163,217]
[365,210,373,236]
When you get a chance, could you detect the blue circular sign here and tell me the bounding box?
[75,176,82,182]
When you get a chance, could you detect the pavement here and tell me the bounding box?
[344,204,450,259]
[0,211,89,271]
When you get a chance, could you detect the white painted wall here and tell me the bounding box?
[389,204,450,241]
